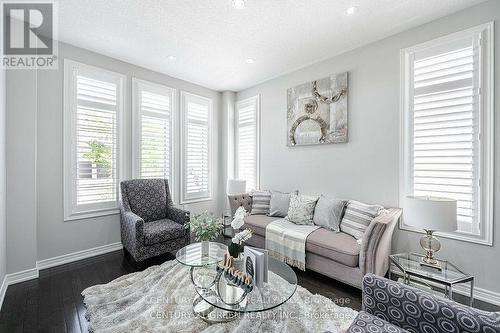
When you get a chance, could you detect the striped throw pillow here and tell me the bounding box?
[250,190,271,215]
[340,201,385,240]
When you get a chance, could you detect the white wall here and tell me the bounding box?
[5,42,222,270]
[0,68,6,284]
[236,0,500,295]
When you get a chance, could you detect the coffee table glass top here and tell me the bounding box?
[390,252,472,284]
[176,242,227,267]
[195,256,297,313]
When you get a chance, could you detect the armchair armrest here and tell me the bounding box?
[120,209,145,243]
[359,208,401,275]
[166,206,190,226]
[228,193,252,217]
[362,274,500,333]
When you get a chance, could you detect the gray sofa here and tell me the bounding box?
[348,274,500,333]
[229,193,402,288]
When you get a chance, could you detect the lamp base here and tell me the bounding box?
[419,230,442,270]
[420,257,442,270]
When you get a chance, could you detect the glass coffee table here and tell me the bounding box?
[193,256,297,322]
[176,242,228,318]
[389,252,474,306]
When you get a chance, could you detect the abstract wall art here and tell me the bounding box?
[287,72,348,146]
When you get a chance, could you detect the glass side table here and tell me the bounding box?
[389,252,474,306]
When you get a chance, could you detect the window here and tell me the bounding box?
[400,23,494,245]
[180,91,212,203]
[64,60,125,220]
[132,79,175,186]
[235,95,260,191]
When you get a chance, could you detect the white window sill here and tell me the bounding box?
[64,208,120,222]
[179,197,213,205]
[398,222,493,246]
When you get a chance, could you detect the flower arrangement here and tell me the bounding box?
[227,207,253,258]
[186,211,223,242]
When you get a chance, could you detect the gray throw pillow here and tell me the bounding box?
[313,196,347,232]
[340,200,385,240]
[249,190,271,215]
[269,190,296,217]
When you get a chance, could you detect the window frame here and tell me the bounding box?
[63,59,126,221]
[399,22,494,245]
[179,91,213,204]
[235,95,260,192]
[131,78,176,197]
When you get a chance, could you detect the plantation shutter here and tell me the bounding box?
[182,92,212,202]
[133,80,173,183]
[410,35,481,234]
[67,62,124,216]
[236,96,259,191]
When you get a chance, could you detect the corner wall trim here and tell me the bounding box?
[36,242,123,270]
[0,276,7,311]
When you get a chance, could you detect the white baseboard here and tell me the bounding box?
[5,267,39,285]
[0,242,123,312]
[0,275,7,311]
[36,242,123,270]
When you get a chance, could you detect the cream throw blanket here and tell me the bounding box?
[265,219,319,270]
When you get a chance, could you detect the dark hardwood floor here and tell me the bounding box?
[0,241,497,332]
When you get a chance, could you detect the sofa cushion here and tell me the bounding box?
[243,215,278,236]
[347,312,409,333]
[142,219,186,246]
[306,228,360,267]
[244,215,360,267]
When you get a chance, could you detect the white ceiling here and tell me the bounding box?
[57,0,485,91]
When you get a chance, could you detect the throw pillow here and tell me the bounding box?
[249,190,271,215]
[340,200,385,240]
[313,196,347,232]
[285,193,319,225]
[269,190,297,217]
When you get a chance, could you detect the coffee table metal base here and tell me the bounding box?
[192,294,239,323]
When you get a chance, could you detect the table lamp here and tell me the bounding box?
[403,196,457,269]
[227,179,247,195]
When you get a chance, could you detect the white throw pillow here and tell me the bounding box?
[285,193,319,225]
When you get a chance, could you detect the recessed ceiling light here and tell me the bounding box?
[167,55,176,61]
[245,58,255,64]
[345,6,357,16]
[232,0,245,9]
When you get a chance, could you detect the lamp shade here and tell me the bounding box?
[403,196,457,232]
[227,179,246,195]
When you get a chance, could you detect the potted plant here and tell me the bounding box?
[186,211,223,256]
[229,228,253,259]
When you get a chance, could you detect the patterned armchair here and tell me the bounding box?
[348,274,500,333]
[120,179,190,262]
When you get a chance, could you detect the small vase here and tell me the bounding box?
[201,240,209,257]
